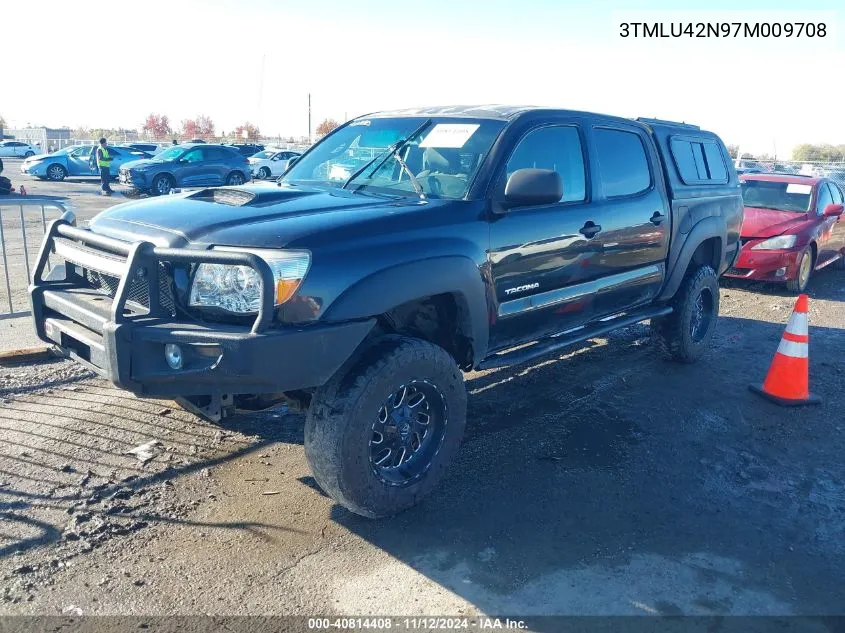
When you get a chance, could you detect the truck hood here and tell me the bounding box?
[740,206,808,239]
[88,183,428,248]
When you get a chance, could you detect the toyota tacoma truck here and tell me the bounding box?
[29,106,742,518]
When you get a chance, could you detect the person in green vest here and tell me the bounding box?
[94,137,113,196]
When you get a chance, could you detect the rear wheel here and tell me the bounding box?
[46,164,67,181]
[258,166,270,179]
[305,336,467,518]
[226,171,246,186]
[151,174,174,196]
[787,248,813,293]
[652,265,719,363]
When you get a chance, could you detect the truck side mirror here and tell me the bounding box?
[823,203,844,217]
[501,168,562,210]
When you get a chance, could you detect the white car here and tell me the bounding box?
[248,149,301,179]
[0,141,40,158]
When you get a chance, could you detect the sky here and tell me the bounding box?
[2,0,843,156]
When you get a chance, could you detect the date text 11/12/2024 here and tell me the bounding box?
[307,617,528,630]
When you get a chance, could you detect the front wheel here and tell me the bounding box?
[46,164,67,181]
[24,151,34,158]
[151,174,174,196]
[226,171,245,186]
[304,336,467,518]
[652,265,719,363]
[787,248,813,292]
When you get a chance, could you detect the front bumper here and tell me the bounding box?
[723,244,802,282]
[29,217,374,398]
[21,162,46,177]
[119,170,150,189]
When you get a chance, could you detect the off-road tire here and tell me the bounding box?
[652,265,719,364]
[786,247,814,293]
[304,336,467,518]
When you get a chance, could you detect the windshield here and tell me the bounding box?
[152,146,185,162]
[253,150,276,159]
[282,116,506,200]
[741,180,813,213]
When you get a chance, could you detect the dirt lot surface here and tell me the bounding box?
[1,164,844,618]
[0,265,843,617]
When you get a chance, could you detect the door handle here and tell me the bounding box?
[650,212,666,225]
[579,221,602,238]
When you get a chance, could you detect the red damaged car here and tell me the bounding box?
[725,174,845,292]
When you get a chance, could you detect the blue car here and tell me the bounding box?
[20,145,148,181]
[118,143,250,195]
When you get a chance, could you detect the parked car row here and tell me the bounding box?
[19,144,152,181]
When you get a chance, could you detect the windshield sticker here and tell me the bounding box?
[786,183,812,195]
[419,124,480,149]
[349,120,371,127]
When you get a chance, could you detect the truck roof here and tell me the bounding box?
[363,106,701,132]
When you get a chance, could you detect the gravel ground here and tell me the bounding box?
[0,266,843,618]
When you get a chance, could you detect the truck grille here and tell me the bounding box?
[53,237,176,316]
[84,264,175,315]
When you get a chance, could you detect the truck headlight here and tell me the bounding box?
[189,248,310,314]
[751,235,797,250]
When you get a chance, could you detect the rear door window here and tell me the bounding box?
[593,128,651,198]
[205,147,230,161]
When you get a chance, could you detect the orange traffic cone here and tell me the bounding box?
[749,294,821,406]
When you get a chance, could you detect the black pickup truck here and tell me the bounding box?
[30,106,742,517]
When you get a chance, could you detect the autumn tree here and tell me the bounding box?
[234,122,261,140]
[142,113,172,139]
[180,115,215,140]
[725,144,739,159]
[316,118,340,136]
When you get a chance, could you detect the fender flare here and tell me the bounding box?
[658,217,726,301]
[323,256,490,365]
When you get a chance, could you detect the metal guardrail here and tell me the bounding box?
[0,199,68,320]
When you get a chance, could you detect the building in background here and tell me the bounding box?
[8,127,72,148]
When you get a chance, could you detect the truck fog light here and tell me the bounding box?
[776,267,787,277]
[164,344,183,370]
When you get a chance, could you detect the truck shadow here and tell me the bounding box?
[325,315,845,617]
[0,314,842,617]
